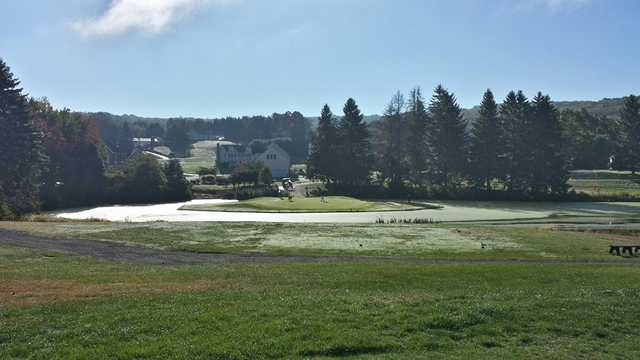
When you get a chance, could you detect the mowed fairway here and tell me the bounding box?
[176,140,229,174]
[1,242,640,359]
[181,196,429,213]
[2,221,640,359]
[569,170,640,199]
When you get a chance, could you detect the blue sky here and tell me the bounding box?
[1,0,638,118]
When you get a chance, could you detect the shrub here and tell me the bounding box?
[0,198,13,220]
[164,159,192,202]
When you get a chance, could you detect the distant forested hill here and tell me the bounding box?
[462,97,628,121]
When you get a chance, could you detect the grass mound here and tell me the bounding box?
[180,196,436,213]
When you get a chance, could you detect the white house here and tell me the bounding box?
[216,142,290,178]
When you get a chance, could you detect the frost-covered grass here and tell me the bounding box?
[180,196,430,213]
[2,221,637,260]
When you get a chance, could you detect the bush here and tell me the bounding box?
[196,167,217,176]
[106,155,167,204]
[0,198,13,220]
[164,159,192,202]
[201,175,217,185]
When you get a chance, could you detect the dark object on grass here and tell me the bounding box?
[609,245,640,257]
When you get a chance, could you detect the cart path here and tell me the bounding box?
[0,229,637,266]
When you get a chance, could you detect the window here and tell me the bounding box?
[266,154,276,160]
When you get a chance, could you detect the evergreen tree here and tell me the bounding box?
[427,85,468,189]
[379,91,409,190]
[164,159,192,202]
[406,87,430,184]
[336,98,371,187]
[500,91,531,192]
[470,89,501,192]
[619,95,640,173]
[0,58,45,215]
[308,104,337,182]
[530,92,568,194]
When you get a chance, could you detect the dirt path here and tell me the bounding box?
[0,229,637,266]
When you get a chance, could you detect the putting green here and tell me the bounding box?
[179,196,436,213]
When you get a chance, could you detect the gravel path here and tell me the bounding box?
[0,229,637,266]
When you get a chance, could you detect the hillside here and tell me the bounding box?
[86,96,628,128]
[462,97,627,121]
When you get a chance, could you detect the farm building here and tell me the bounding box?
[216,142,290,178]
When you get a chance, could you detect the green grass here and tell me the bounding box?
[1,245,640,359]
[176,140,220,174]
[2,221,638,260]
[180,196,432,213]
[569,178,640,197]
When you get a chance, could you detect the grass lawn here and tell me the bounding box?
[180,196,433,213]
[176,140,224,174]
[2,221,639,260]
[569,178,640,197]
[1,244,640,359]
[568,170,640,199]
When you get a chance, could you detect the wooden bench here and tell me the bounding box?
[609,245,640,256]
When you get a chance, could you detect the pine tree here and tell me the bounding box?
[500,91,531,193]
[530,92,568,195]
[336,98,371,187]
[379,91,409,190]
[427,85,468,189]
[470,89,501,192]
[620,95,640,173]
[406,87,430,184]
[0,58,45,215]
[308,104,338,182]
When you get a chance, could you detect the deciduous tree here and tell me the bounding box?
[620,95,640,173]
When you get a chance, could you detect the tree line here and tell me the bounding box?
[309,86,640,199]
[0,59,192,219]
[91,111,311,161]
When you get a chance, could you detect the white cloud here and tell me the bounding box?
[71,0,232,38]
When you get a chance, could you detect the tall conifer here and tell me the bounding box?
[470,89,501,192]
[308,104,338,182]
[0,58,44,215]
[428,85,468,189]
[337,98,371,187]
[530,92,568,194]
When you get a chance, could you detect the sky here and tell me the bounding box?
[1,0,638,118]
